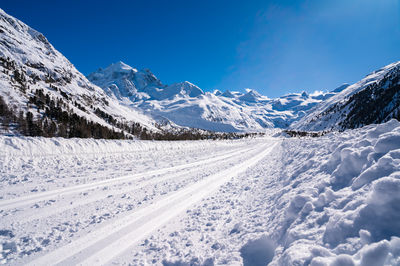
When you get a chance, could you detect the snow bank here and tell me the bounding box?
[0,136,255,157]
[267,119,400,265]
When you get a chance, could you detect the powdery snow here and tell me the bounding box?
[0,120,399,265]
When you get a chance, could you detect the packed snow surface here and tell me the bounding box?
[1,120,400,265]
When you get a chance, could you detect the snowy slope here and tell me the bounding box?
[0,9,157,135]
[292,62,400,131]
[1,120,399,265]
[88,62,339,132]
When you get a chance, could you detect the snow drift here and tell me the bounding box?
[267,119,400,265]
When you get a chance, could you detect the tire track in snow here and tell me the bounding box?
[27,140,279,266]
[0,145,256,211]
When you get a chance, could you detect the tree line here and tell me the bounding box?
[0,93,260,140]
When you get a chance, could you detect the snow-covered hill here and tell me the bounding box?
[292,62,400,131]
[88,62,339,132]
[0,8,157,138]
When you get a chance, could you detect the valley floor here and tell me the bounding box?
[1,121,400,265]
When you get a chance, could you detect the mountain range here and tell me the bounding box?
[0,8,399,138]
[87,61,346,132]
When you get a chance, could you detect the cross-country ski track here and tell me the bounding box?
[0,138,279,265]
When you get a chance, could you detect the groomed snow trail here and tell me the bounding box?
[28,142,278,266]
[0,144,254,211]
[0,137,278,265]
[0,145,257,227]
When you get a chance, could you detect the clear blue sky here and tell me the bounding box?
[1,0,399,97]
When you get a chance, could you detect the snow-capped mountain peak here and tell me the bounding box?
[221,90,235,98]
[0,9,157,138]
[238,89,263,102]
[88,62,207,102]
[167,81,204,97]
[109,61,138,73]
[89,62,203,101]
[87,61,164,102]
